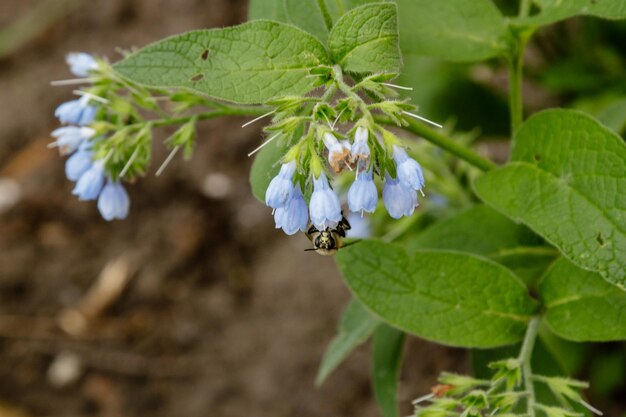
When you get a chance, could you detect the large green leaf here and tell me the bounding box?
[336,241,538,348]
[113,21,330,104]
[396,0,508,62]
[474,110,626,289]
[514,0,626,26]
[316,298,379,386]
[539,258,626,342]
[405,204,555,286]
[372,324,405,417]
[329,3,401,74]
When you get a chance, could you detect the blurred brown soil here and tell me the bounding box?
[0,1,465,416]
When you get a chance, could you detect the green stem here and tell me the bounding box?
[519,0,532,18]
[126,105,269,130]
[376,115,497,172]
[508,45,525,137]
[518,317,540,417]
[317,0,334,31]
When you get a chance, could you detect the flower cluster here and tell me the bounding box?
[50,53,130,221]
[265,124,426,235]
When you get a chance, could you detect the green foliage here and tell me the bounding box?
[539,258,626,342]
[114,21,330,104]
[336,240,538,348]
[514,0,626,26]
[372,324,405,417]
[316,298,379,386]
[329,3,401,74]
[475,110,626,289]
[249,134,293,202]
[396,0,508,62]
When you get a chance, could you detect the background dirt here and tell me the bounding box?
[0,1,465,416]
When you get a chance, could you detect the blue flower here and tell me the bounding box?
[97,180,130,221]
[309,172,342,230]
[65,146,94,181]
[55,98,97,126]
[66,52,98,77]
[392,145,425,191]
[73,161,105,200]
[346,212,371,239]
[350,126,370,170]
[347,169,378,214]
[265,160,296,209]
[274,185,308,235]
[382,174,417,219]
[51,126,95,155]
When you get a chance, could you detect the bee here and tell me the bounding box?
[305,215,352,256]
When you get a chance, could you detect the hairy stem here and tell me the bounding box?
[127,106,269,130]
[317,0,334,31]
[519,317,540,417]
[376,116,497,172]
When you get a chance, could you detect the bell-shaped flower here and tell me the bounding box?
[309,172,342,230]
[97,180,130,221]
[65,146,94,181]
[55,97,97,126]
[265,160,296,209]
[350,126,370,170]
[50,126,96,155]
[347,169,378,214]
[382,174,417,219]
[66,52,98,77]
[323,132,350,173]
[274,185,308,235]
[392,145,425,191]
[346,212,371,239]
[73,160,105,200]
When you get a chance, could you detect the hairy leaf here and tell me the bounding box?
[329,3,401,74]
[539,258,626,342]
[114,21,330,104]
[515,0,626,26]
[316,298,379,386]
[336,241,538,348]
[372,325,404,417]
[396,0,508,62]
[474,110,626,289]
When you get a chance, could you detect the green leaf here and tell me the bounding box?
[514,0,626,26]
[372,324,405,417]
[539,258,626,342]
[113,21,330,104]
[316,298,379,386]
[396,0,508,62]
[596,98,626,135]
[249,135,293,202]
[405,204,556,286]
[329,2,401,74]
[336,241,538,348]
[474,109,626,289]
[248,0,381,41]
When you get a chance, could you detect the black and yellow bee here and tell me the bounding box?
[305,215,352,256]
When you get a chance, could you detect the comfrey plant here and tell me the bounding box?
[50,1,626,416]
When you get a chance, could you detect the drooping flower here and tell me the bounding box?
[73,161,105,200]
[322,132,350,173]
[65,145,94,181]
[309,172,342,230]
[347,169,378,214]
[346,212,371,239]
[382,174,417,219]
[97,180,130,221]
[66,52,98,77]
[350,126,370,170]
[265,160,296,209]
[50,126,96,155]
[392,145,425,191]
[274,185,308,235]
[54,97,97,126]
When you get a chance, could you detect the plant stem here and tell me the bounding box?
[518,317,540,417]
[519,0,532,18]
[376,115,497,172]
[317,0,334,31]
[508,46,525,137]
[127,106,269,130]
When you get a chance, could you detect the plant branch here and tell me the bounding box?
[376,115,497,172]
[317,0,334,31]
[518,316,540,417]
[519,0,532,18]
[508,43,526,137]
